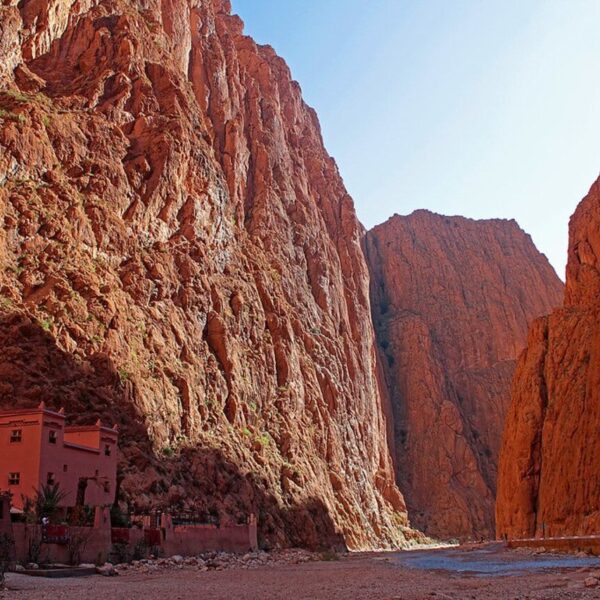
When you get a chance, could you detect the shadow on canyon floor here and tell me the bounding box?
[0,312,345,550]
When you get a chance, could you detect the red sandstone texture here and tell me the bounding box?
[365,211,564,540]
[497,176,600,539]
[0,0,414,549]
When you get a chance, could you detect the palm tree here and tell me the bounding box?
[22,483,68,524]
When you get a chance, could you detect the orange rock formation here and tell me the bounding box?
[366,211,564,540]
[497,176,600,539]
[0,0,413,549]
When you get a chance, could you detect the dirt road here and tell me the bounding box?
[3,543,600,599]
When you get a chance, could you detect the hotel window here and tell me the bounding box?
[49,430,57,444]
[8,473,20,485]
[10,429,22,443]
[47,472,55,485]
[63,464,68,472]
[104,444,111,456]
[103,481,110,493]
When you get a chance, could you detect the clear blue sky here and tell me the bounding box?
[231,0,600,278]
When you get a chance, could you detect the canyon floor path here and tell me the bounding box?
[4,544,600,599]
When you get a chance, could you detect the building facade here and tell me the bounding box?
[0,403,118,509]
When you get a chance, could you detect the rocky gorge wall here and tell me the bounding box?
[0,0,415,549]
[496,175,600,539]
[365,211,564,540]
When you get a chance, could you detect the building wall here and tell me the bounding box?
[0,407,117,509]
[162,523,258,556]
[63,428,101,448]
[38,428,117,507]
[11,507,112,565]
[7,513,258,565]
[0,412,45,508]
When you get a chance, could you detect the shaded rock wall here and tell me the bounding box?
[366,210,564,540]
[497,175,600,539]
[0,0,413,549]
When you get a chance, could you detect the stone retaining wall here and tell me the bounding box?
[507,537,600,556]
[0,496,257,566]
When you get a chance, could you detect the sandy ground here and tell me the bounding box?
[3,543,600,599]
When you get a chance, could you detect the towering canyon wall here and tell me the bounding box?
[0,0,414,549]
[497,176,600,539]
[365,211,564,540]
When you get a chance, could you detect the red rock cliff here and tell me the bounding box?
[497,175,600,539]
[365,210,564,540]
[0,0,413,549]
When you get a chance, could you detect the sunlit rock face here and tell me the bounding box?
[497,176,600,540]
[0,0,417,549]
[365,210,564,540]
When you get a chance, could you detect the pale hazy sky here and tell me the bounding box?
[231,1,600,278]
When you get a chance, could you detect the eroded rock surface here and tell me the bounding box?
[0,0,414,549]
[366,210,564,540]
[497,176,600,539]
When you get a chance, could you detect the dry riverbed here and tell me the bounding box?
[3,543,600,599]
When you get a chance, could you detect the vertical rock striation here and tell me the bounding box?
[366,210,563,539]
[0,0,413,549]
[497,175,600,539]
